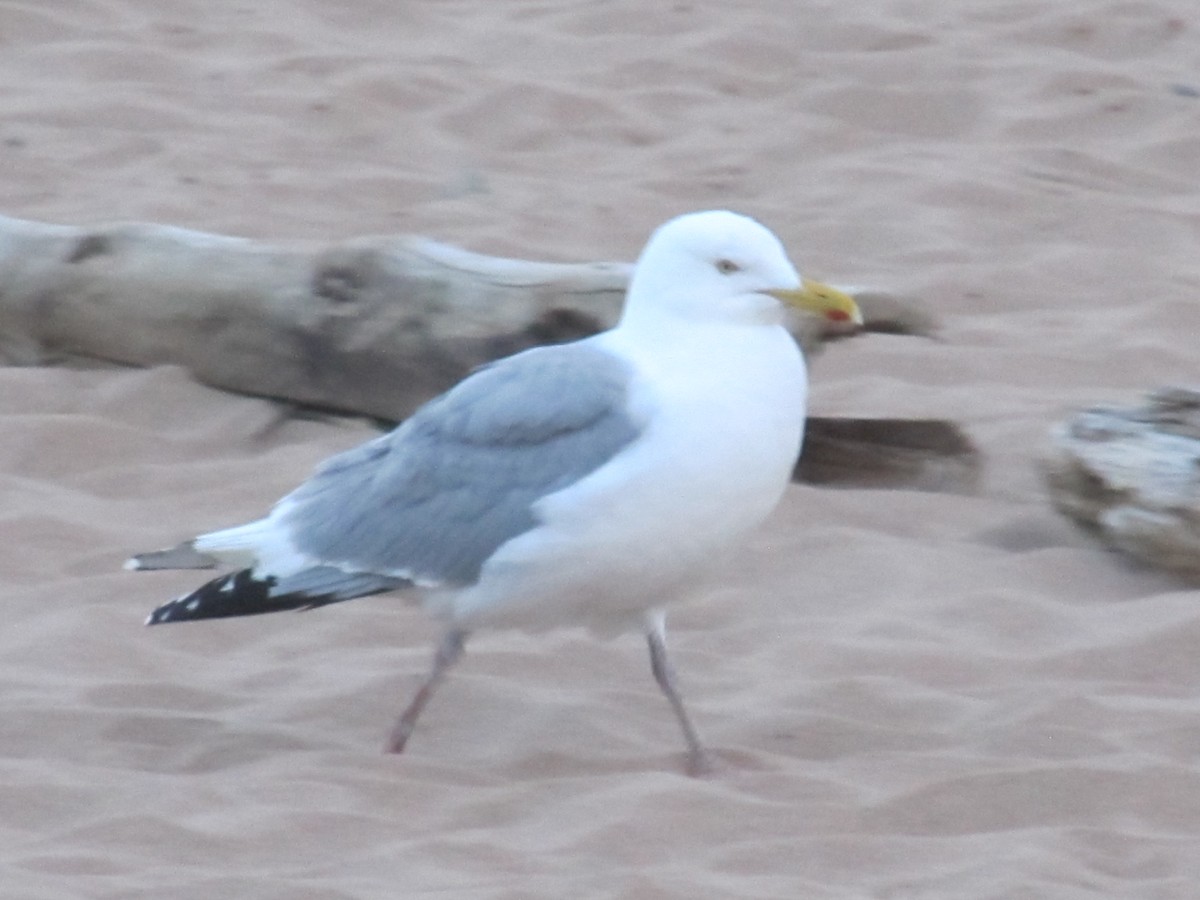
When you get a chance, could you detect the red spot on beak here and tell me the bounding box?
[826,309,851,322]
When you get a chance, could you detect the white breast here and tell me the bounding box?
[438,321,808,633]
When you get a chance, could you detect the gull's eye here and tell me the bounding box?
[715,258,740,275]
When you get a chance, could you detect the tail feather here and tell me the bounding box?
[144,567,410,625]
[125,541,218,572]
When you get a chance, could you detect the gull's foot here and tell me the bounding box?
[385,724,412,755]
[685,748,719,778]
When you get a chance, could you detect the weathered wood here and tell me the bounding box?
[0,214,971,492]
[799,417,980,493]
[0,214,932,419]
[0,215,632,418]
[1043,386,1200,580]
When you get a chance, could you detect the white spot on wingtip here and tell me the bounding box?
[185,598,200,611]
[124,557,143,571]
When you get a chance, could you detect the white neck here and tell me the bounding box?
[618,284,787,334]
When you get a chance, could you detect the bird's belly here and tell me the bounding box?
[438,346,806,633]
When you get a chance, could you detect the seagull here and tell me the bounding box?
[128,210,862,775]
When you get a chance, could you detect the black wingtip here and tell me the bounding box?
[144,569,280,625]
[143,565,408,625]
[144,565,412,625]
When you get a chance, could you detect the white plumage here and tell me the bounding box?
[130,210,861,774]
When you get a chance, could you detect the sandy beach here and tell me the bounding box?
[2,0,1200,897]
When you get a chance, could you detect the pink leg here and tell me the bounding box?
[386,629,467,754]
[645,613,713,776]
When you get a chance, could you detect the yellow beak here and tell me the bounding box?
[767,279,863,326]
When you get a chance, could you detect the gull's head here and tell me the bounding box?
[623,210,861,328]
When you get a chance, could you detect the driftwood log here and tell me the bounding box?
[1043,386,1200,580]
[0,214,972,491]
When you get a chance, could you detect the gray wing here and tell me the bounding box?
[279,342,643,586]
